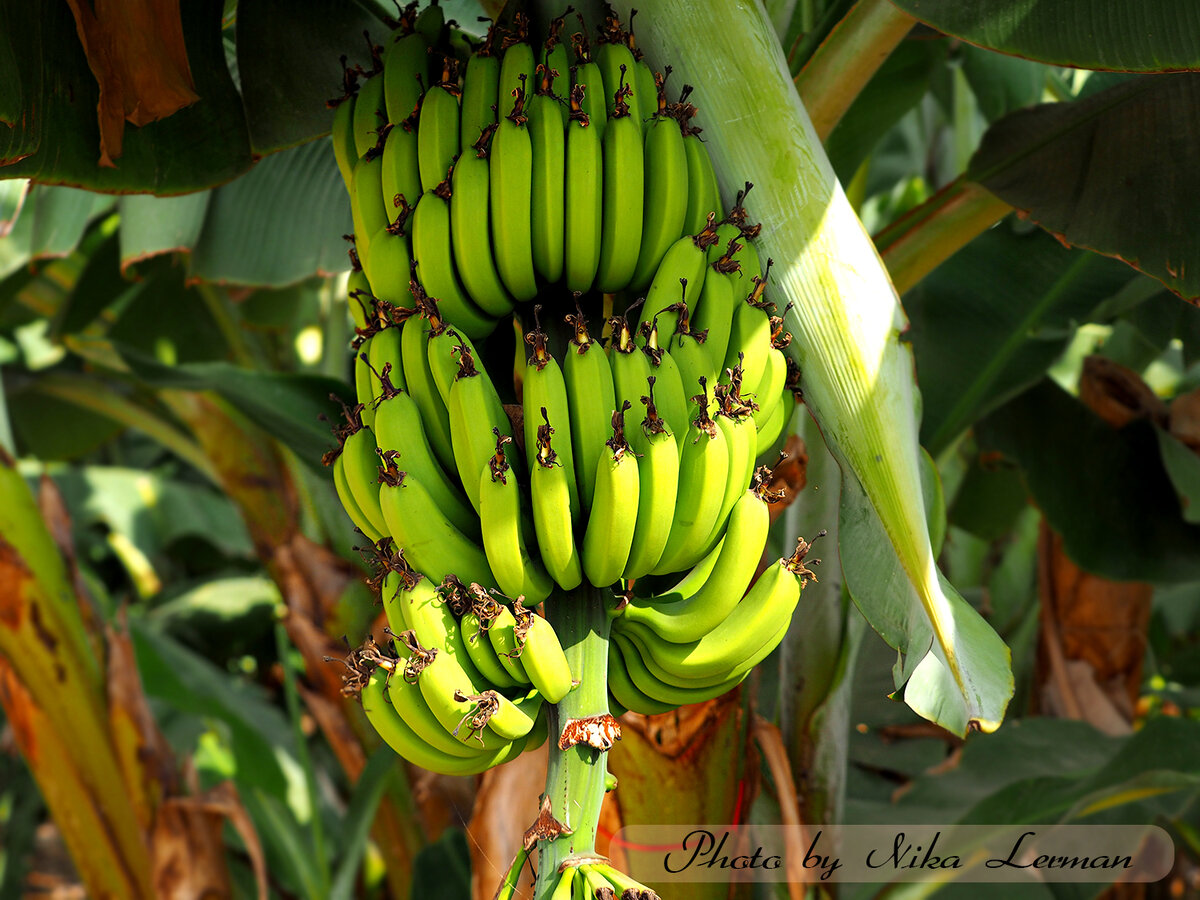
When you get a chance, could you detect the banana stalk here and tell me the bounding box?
[615,0,1012,735]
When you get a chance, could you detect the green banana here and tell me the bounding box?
[756,388,794,456]
[621,488,769,642]
[530,409,584,590]
[361,221,414,308]
[607,640,675,715]
[594,70,643,293]
[383,29,428,126]
[378,463,498,589]
[447,339,520,513]
[622,377,679,580]
[751,346,788,428]
[497,21,536,120]
[490,75,539,301]
[652,379,729,575]
[410,189,497,340]
[682,110,722,236]
[528,65,566,284]
[608,308,652,423]
[639,316,690,449]
[522,312,580,520]
[331,90,357,191]
[724,261,775,398]
[371,370,477,538]
[562,304,615,513]
[563,83,603,294]
[449,132,514,317]
[511,600,574,703]
[541,10,572,90]
[460,42,500,152]
[425,325,480,407]
[453,578,524,689]
[487,602,534,685]
[596,13,642,128]
[635,220,718,343]
[629,72,689,292]
[400,312,456,474]
[568,30,606,141]
[382,567,487,689]
[612,631,746,706]
[581,403,640,588]
[417,58,461,193]
[693,248,738,369]
[350,153,388,265]
[332,451,384,543]
[340,425,388,537]
[352,71,385,158]
[347,267,373,331]
[380,121,421,224]
[478,431,554,604]
[354,339,379,428]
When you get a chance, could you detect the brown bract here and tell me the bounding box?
[66,0,199,166]
[558,713,622,751]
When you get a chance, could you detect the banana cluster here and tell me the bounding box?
[326,2,810,775]
[515,861,661,900]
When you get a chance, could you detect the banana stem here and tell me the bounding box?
[534,585,613,900]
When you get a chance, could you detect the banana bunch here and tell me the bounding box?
[326,1,815,776]
[496,859,662,900]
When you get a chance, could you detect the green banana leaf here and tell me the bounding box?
[887,0,1200,72]
[618,0,1012,736]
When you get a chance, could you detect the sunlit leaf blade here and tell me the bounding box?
[620,0,1012,735]
[329,748,395,900]
[190,140,354,287]
[977,379,1200,583]
[888,0,1200,72]
[0,2,252,193]
[969,74,1200,302]
[906,225,1136,456]
[26,185,113,260]
[236,0,390,155]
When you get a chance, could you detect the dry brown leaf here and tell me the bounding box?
[65,0,199,166]
[1078,356,1167,429]
[1169,387,1200,452]
[767,434,808,525]
[752,716,807,900]
[152,782,266,900]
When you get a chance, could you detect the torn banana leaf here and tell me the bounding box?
[617,0,1012,735]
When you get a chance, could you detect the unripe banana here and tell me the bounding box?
[522,312,580,520]
[594,71,643,293]
[488,603,533,684]
[683,125,722,236]
[607,640,675,715]
[635,220,718,343]
[562,304,615,513]
[528,65,566,284]
[347,267,373,331]
[516,605,575,702]
[541,11,572,95]
[417,58,461,193]
[400,312,455,473]
[449,131,515,317]
[366,325,405,393]
[629,73,690,293]
[756,388,794,457]
[331,451,384,542]
[383,30,429,125]
[724,261,776,397]
[570,35,608,142]
[751,346,788,429]
[446,339,520,513]
[596,13,642,129]
[350,154,388,265]
[378,463,498,589]
[411,189,498,340]
[529,410,584,590]
[497,23,536,120]
[380,123,421,226]
[382,567,487,688]
[478,431,554,604]
[361,222,414,308]
[608,309,652,422]
[331,91,357,190]
[352,72,386,158]
[451,578,524,689]
[622,377,679,580]
[621,487,769,642]
[693,251,738,368]
[460,44,500,152]
[582,403,640,588]
[426,325,480,408]
[563,84,603,294]
[640,318,690,450]
[652,379,729,575]
[490,76,539,301]
[340,425,388,537]
[612,630,746,706]
[354,340,379,428]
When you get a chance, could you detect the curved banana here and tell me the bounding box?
[528,65,566,284]
[751,346,788,429]
[460,42,500,152]
[621,488,769,642]
[683,124,722,236]
[331,451,384,542]
[381,118,420,222]
[478,431,554,604]
[361,223,414,308]
[447,340,520,514]
[529,412,583,590]
[622,377,679,580]
[378,465,497,589]
[608,309,652,423]
[350,154,388,265]
[354,340,379,428]
[382,568,486,687]
[340,425,387,537]
[331,91,357,190]
[563,83,603,294]
[581,403,640,588]
[594,71,643,293]
[449,136,514,317]
[756,388,794,457]
[347,267,373,331]
[640,320,690,449]
[702,402,758,550]
[652,379,730,575]
[596,13,642,128]
[417,58,461,193]
[497,24,535,120]
[410,189,497,340]
[629,73,689,292]
[487,603,533,685]
[693,251,737,369]
[522,313,579,519]
[426,324,480,407]
[607,640,675,715]
[635,221,718,344]
[400,312,455,473]
[383,30,428,126]
[352,72,385,158]
[612,631,745,707]
[569,31,607,141]
[451,579,524,690]
[724,262,775,398]
[562,304,615,513]
[490,76,539,301]
[511,602,574,704]
[669,307,719,413]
